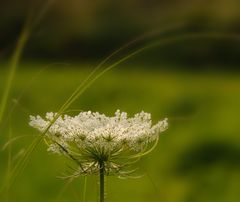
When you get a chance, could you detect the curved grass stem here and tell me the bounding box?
[0,24,30,124]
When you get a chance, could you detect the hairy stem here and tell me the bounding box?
[99,161,105,202]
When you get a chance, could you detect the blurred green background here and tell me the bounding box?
[0,0,240,202]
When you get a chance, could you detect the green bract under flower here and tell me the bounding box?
[29,110,168,177]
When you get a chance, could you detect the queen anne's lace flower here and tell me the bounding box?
[29,110,168,177]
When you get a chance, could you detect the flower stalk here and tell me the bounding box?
[99,161,105,202]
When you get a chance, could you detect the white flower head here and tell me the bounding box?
[29,110,168,177]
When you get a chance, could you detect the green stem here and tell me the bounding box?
[99,161,105,202]
[82,176,87,202]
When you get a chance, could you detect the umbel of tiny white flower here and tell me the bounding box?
[29,110,168,178]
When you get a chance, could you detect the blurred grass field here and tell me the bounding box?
[0,62,240,202]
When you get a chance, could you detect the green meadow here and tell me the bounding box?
[0,63,240,202]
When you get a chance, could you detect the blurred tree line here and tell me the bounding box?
[0,0,240,68]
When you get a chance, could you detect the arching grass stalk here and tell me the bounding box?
[0,21,30,200]
[30,0,57,29]
[0,22,30,124]
[0,0,56,196]
[0,0,56,125]
[5,118,12,202]
[52,31,240,122]
[56,23,184,116]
